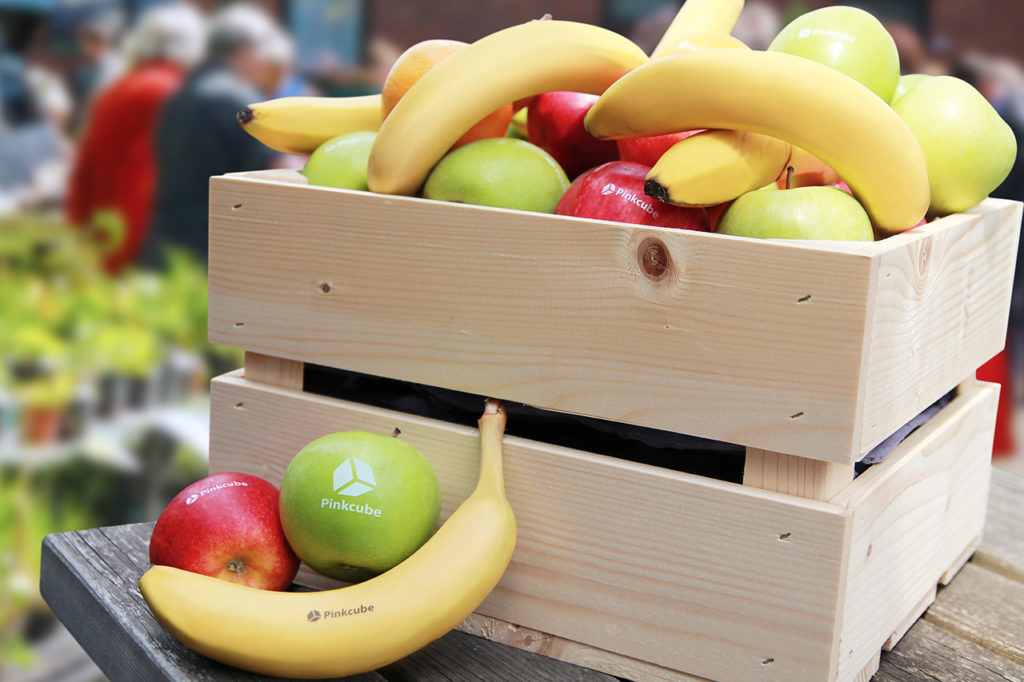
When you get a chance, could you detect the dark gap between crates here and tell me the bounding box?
[301,363,955,483]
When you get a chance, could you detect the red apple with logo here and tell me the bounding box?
[616,130,704,168]
[149,472,300,590]
[556,161,710,230]
[527,91,619,179]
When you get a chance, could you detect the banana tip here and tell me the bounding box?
[644,178,670,204]
[236,106,254,127]
[483,399,505,415]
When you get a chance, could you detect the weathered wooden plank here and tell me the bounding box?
[975,467,1024,582]
[40,524,384,682]
[874,618,1024,682]
[924,562,1024,667]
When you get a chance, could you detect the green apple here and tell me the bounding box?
[301,131,377,190]
[893,75,1017,216]
[768,6,900,102]
[717,186,874,241]
[891,73,930,104]
[279,430,441,582]
[423,137,570,213]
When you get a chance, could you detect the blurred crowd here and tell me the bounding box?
[1,0,397,274]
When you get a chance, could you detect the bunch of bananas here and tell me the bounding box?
[240,0,931,235]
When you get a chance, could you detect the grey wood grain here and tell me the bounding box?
[875,619,1024,682]
[923,562,1024,667]
[976,467,1024,582]
[40,523,615,682]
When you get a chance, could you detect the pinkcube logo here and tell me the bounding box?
[601,183,617,195]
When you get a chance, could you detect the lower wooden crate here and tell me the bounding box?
[208,370,997,682]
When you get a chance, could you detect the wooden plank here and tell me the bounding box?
[244,352,303,390]
[831,381,999,681]
[40,523,614,682]
[975,467,1024,582]
[874,618,1024,682]
[924,562,1024,666]
[40,523,377,681]
[457,614,704,682]
[860,199,1021,454]
[209,174,880,464]
[743,448,855,500]
[209,372,851,682]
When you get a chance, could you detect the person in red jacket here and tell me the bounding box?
[66,3,206,273]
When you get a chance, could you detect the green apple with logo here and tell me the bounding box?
[768,6,900,102]
[279,430,441,582]
[717,185,874,241]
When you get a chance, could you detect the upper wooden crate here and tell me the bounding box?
[208,170,1022,465]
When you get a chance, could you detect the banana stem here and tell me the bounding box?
[476,400,508,498]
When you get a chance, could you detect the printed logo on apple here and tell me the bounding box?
[601,183,617,195]
[307,610,321,622]
[184,494,200,505]
[333,457,376,497]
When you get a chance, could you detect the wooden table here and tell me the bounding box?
[40,468,1024,682]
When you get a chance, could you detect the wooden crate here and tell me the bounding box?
[206,170,1020,681]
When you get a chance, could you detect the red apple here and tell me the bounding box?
[616,130,704,168]
[556,161,709,230]
[527,91,619,179]
[149,472,300,590]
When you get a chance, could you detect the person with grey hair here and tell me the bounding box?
[141,3,285,269]
[66,2,207,272]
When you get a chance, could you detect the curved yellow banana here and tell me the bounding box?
[651,0,745,58]
[139,401,515,679]
[237,95,382,156]
[367,20,648,196]
[646,129,791,206]
[585,49,930,233]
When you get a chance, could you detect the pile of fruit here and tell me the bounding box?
[141,401,514,679]
[240,2,1016,242]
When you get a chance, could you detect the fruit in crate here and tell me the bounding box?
[645,129,792,206]
[616,131,703,168]
[717,184,874,241]
[892,75,1017,216]
[237,95,382,156]
[381,39,512,151]
[650,0,744,58]
[140,401,516,679]
[768,6,900,103]
[526,91,619,179]
[556,161,709,230]
[149,472,300,591]
[892,73,930,104]
[776,145,841,189]
[279,429,442,582]
[423,137,570,214]
[584,48,930,234]
[366,20,648,196]
[301,131,376,190]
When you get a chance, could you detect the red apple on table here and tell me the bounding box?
[527,91,619,179]
[616,130,704,168]
[149,472,300,590]
[556,161,710,230]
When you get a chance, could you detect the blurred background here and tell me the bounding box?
[1,1,1022,679]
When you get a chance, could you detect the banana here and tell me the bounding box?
[139,400,516,679]
[366,20,648,196]
[646,129,791,206]
[585,49,930,233]
[237,95,382,156]
[651,0,745,58]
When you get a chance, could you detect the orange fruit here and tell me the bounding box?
[381,39,513,150]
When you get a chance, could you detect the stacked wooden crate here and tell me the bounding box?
[205,169,1022,681]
